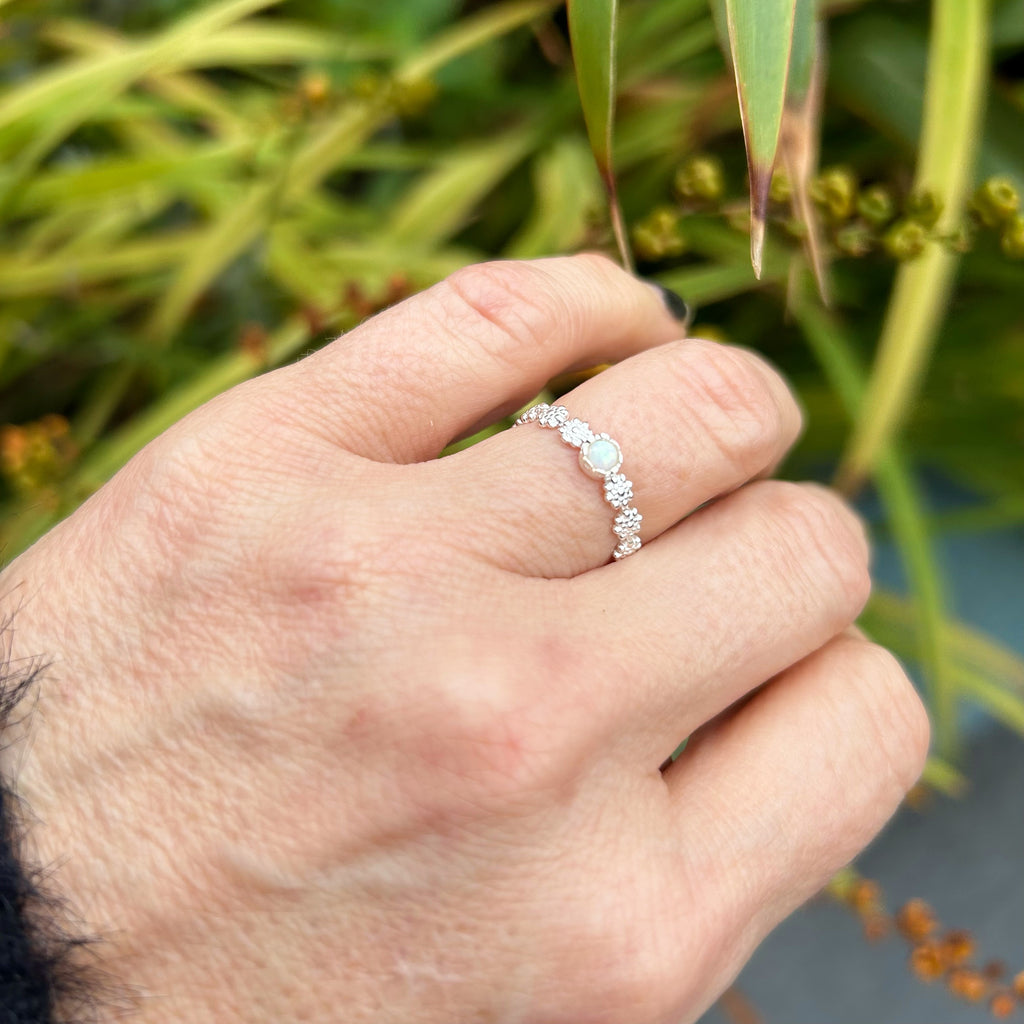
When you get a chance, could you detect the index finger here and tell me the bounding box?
[285,255,687,463]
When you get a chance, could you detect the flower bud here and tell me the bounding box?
[910,942,947,981]
[857,185,896,227]
[973,176,1020,227]
[897,899,938,942]
[632,207,686,261]
[906,188,944,228]
[1000,215,1024,260]
[836,222,874,257]
[810,166,857,221]
[947,967,988,1003]
[990,992,1017,1019]
[884,219,928,260]
[674,155,725,203]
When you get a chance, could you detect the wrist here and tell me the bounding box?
[0,618,104,1023]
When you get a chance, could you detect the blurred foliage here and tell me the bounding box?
[0,0,1023,763]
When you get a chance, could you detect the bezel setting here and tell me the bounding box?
[578,434,622,478]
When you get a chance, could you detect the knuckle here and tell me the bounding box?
[769,481,872,614]
[398,643,584,819]
[407,696,568,816]
[438,260,565,365]
[852,642,931,792]
[675,340,787,476]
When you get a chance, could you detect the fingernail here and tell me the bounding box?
[644,281,692,327]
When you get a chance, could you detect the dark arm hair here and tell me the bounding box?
[1,617,112,1023]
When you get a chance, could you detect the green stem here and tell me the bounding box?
[795,291,957,757]
[835,0,989,491]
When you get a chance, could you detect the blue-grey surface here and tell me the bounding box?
[699,514,1024,1024]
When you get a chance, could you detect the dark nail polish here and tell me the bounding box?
[647,282,691,326]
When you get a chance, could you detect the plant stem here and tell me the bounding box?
[835,0,990,492]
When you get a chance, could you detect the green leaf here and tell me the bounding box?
[505,137,601,258]
[398,0,557,83]
[921,756,968,798]
[383,131,532,249]
[0,0,284,132]
[793,285,957,756]
[723,0,797,277]
[567,0,632,271]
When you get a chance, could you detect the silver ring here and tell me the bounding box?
[514,403,642,561]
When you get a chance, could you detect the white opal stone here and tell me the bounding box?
[580,437,622,477]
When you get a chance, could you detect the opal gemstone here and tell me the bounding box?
[580,437,622,477]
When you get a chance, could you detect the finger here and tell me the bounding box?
[566,480,872,759]
[282,255,687,463]
[657,633,930,996]
[443,337,802,577]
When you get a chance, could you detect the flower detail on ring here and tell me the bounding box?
[604,473,634,510]
[614,534,642,560]
[559,418,594,448]
[614,507,642,537]
[538,404,569,428]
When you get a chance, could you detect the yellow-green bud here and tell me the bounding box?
[906,188,943,228]
[810,166,857,221]
[836,222,873,258]
[769,169,792,205]
[1000,215,1024,260]
[857,185,896,228]
[973,176,1020,227]
[393,77,438,118]
[883,219,928,261]
[674,155,725,203]
[632,206,686,261]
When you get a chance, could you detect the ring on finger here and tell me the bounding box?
[515,403,642,562]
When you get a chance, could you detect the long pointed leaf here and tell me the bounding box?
[793,286,957,755]
[724,0,797,277]
[567,0,633,271]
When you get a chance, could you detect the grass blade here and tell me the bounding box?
[505,137,601,258]
[567,0,633,272]
[793,286,957,756]
[835,0,990,491]
[724,0,797,277]
[383,131,533,249]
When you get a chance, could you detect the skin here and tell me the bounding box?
[0,255,929,1024]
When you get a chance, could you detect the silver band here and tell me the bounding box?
[514,403,642,561]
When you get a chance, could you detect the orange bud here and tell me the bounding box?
[897,899,938,942]
[1013,971,1024,998]
[942,929,976,966]
[910,943,947,981]
[990,991,1017,1019]
[948,968,988,1002]
[850,879,882,913]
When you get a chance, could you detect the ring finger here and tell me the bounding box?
[442,337,803,577]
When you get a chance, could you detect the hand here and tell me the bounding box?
[0,255,928,1024]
